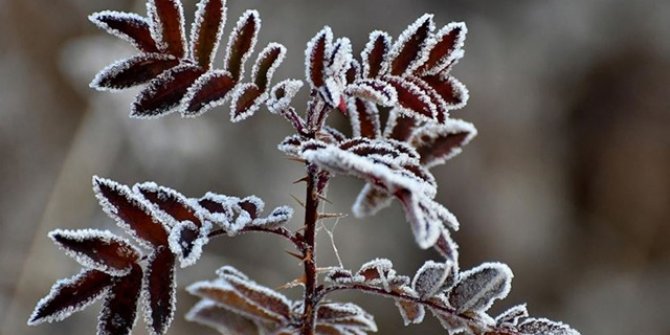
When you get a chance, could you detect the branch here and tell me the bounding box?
[208,226,305,251]
[318,285,523,335]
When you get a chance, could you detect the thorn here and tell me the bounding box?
[290,194,306,208]
[287,157,307,164]
[285,250,304,260]
[317,194,333,204]
[318,212,348,220]
[293,176,309,184]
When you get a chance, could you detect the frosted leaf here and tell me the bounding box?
[189,0,226,68]
[405,76,450,123]
[322,126,347,143]
[49,229,140,276]
[397,192,457,249]
[317,302,377,332]
[188,276,290,323]
[132,64,205,118]
[251,206,294,228]
[434,229,459,266]
[229,82,268,123]
[305,26,333,88]
[448,262,513,313]
[252,42,287,91]
[347,98,381,139]
[495,304,528,327]
[142,246,176,335]
[417,22,467,76]
[28,269,112,325]
[222,272,292,321]
[385,76,437,121]
[517,318,581,335]
[384,108,417,141]
[411,260,451,298]
[421,74,469,111]
[147,0,187,57]
[197,192,238,225]
[267,79,304,114]
[278,134,310,157]
[352,184,393,218]
[133,181,205,228]
[93,176,169,248]
[410,119,477,169]
[238,195,265,219]
[321,76,345,109]
[186,300,261,335]
[314,324,349,335]
[180,69,236,117]
[224,10,261,81]
[90,53,178,91]
[345,80,398,107]
[430,308,469,335]
[97,264,143,335]
[167,220,211,268]
[361,30,392,78]
[326,37,353,78]
[385,14,436,76]
[324,268,354,284]
[392,286,425,325]
[89,11,158,52]
[216,265,249,280]
[346,59,361,84]
[356,258,394,284]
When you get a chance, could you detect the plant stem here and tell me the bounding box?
[300,164,322,335]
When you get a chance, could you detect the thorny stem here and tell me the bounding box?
[317,285,522,335]
[300,163,322,335]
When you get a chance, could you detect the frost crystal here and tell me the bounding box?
[189,0,226,68]
[361,30,392,78]
[89,11,158,52]
[90,53,178,91]
[411,260,451,298]
[517,318,581,335]
[495,304,528,327]
[223,10,261,81]
[147,0,187,58]
[142,246,177,335]
[448,262,513,313]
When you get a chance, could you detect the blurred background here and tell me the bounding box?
[1,0,669,334]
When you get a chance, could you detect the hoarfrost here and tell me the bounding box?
[179,69,236,117]
[89,11,158,52]
[495,304,528,327]
[147,0,187,58]
[392,286,425,325]
[48,229,140,276]
[411,260,451,298]
[267,79,304,114]
[385,76,437,121]
[305,26,333,88]
[189,0,227,68]
[352,183,393,218]
[131,64,205,118]
[252,42,287,91]
[345,79,398,107]
[448,262,513,313]
[186,300,261,335]
[317,302,377,332]
[167,220,211,268]
[409,118,477,169]
[90,53,178,91]
[28,269,112,325]
[361,30,392,78]
[517,318,581,335]
[223,10,261,81]
[419,22,467,76]
[385,14,436,77]
[141,246,177,335]
[229,82,268,123]
[97,264,143,335]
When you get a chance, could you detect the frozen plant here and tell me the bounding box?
[28,0,581,335]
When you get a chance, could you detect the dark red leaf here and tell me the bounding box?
[389,14,434,76]
[90,53,178,90]
[181,70,236,117]
[225,10,261,81]
[230,83,264,122]
[225,276,291,321]
[421,74,469,110]
[385,77,436,121]
[49,229,140,275]
[93,177,169,247]
[345,79,397,107]
[385,110,417,141]
[362,31,391,78]
[28,270,112,325]
[346,59,361,84]
[132,64,205,118]
[134,182,203,228]
[98,264,143,335]
[190,0,226,68]
[349,98,381,138]
[253,43,286,91]
[168,221,201,262]
[149,0,186,57]
[306,27,332,88]
[89,11,158,52]
[416,22,466,75]
[405,76,449,123]
[410,120,476,168]
[144,246,176,335]
[238,197,262,220]
[186,300,261,335]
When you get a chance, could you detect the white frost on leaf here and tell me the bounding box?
[345,79,398,107]
[422,22,468,76]
[324,268,354,284]
[188,0,227,68]
[179,69,237,117]
[229,82,268,123]
[28,269,112,325]
[223,10,261,80]
[267,79,304,114]
[185,300,261,335]
[410,118,477,169]
[250,206,294,228]
[352,184,393,218]
[517,318,581,335]
[147,0,187,57]
[495,304,528,327]
[398,192,458,249]
[167,220,211,268]
[385,76,438,122]
[434,228,459,269]
[216,265,249,281]
[252,42,287,90]
[411,260,451,299]
[448,262,513,313]
[89,53,177,91]
[48,229,140,276]
[361,30,392,78]
[384,14,436,77]
[392,286,425,325]
[304,26,333,88]
[317,302,377,332]
[88,11,156,52]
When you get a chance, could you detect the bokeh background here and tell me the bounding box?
[1,0,669,334]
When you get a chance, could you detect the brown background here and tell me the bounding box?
[1,0,669,334]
